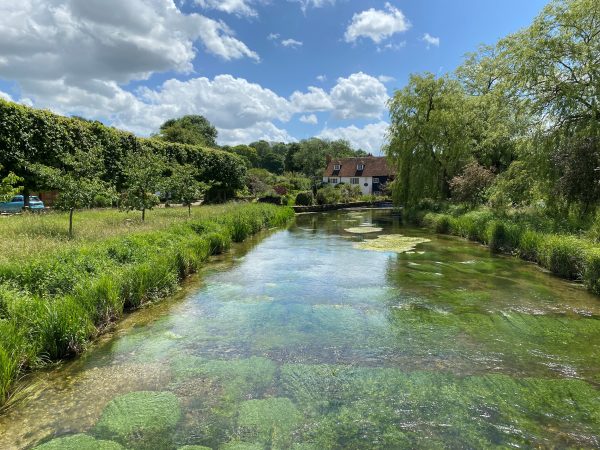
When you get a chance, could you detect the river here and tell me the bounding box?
[1,209,599,449]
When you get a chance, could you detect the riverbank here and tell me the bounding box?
[292,200,393,213]
[407,207,600,296]
[0,203,294,407]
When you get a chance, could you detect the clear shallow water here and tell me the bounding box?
[1,209,599,449]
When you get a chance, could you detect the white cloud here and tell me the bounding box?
[291,73,388,119]
[291,0,336,13]
[218,122,295,145]
[329,72,389,119]
[299,114,318,124]
[318,121,389,154]
[0,90,12,102]
[281,38,303,48]
[423,33,440,48]
[316,75,327,82]
[377,75,395,83]
[267,33,280,40]
[195,0,259,17]
[344,2,410,44]
[290,86,334,111]
[377,41,406,53]
[0,0,258,94]
[138,75,293,130]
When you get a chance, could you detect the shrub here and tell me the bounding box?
[257,194,282,205]
[93,194,114,208]
[295,191,314,206]
[417,198,443,212]
[449,161,495,206]
[316,185,342,205]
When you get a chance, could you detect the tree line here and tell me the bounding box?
[386,0,599,220]
[0,100,247,234]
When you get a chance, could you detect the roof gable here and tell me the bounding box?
[323,156,392,178]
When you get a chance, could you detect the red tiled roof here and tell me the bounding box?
[323,156,392,177]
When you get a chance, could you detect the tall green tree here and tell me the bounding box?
[120,145,165,222]
[387,73,472,206]
[157,115,218,147]
[497,0,600,211]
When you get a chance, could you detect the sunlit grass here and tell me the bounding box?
[0,205,238,264]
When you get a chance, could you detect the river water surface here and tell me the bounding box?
[1,209,599,449]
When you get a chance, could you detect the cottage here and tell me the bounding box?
[322,156,392,195]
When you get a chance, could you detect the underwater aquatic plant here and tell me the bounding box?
[237,397,303,447]
[34,434,124,450]
[95,391,182,448]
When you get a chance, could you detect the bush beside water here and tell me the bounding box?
[417,209,600,295]
[0,203,293,407]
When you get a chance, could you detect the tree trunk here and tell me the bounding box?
[188,204,191,217]
[69,208,74,238]
[142,208,145,222]
[22,185,30,211]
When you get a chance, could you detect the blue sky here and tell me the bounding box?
[0,0,548,152]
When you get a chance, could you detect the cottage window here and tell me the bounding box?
[373,177,379,184]
[350,178,359,185]
[329,178,338,184]
[333,164,341,171]
[357,164,364,171]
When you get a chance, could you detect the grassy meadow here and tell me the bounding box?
[0,203,294,407]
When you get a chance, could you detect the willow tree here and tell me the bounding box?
[386,73,472,206]
[497,0,600,212]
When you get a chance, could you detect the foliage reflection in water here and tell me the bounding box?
[0,210,599,449]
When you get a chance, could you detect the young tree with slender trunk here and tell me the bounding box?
[120,145,165,222]
[35,148,113,238]
[167,164,208,216]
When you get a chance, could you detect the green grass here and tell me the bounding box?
[0,203,294,406]
[417,208,600,296]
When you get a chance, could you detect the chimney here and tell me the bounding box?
[326,154,332,165]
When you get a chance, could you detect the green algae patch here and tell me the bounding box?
[354,234,431,253]
[220,443,264,450]
[344,227,383,234]
[35,434,124,450]
[95,391,182,448]
[178,446,212,450]
[237,397,302,448]
[280,363,600,448]
[172,356,277,401]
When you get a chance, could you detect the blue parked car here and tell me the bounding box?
[0,195,45,213]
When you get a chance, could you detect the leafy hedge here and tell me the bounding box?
[0,203,293,406]
[420,210,600,296]
[0,99,246,197]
